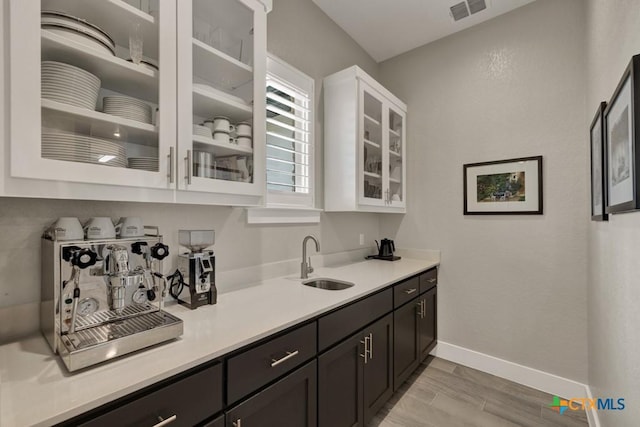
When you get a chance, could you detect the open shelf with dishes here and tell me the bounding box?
[42,98,158,145]
[41,30,158,103]
[41,0,159,58]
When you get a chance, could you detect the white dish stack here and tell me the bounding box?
[103,96,153,124]
[42,129,126,167]
[41,61,101,110]
[41,10,116,56]
[193,124,213,139]
[127,157,159,171]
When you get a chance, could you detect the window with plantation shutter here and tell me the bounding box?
[265,56,314,207]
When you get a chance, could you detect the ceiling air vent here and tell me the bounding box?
[450,2,469,21]
[450,0,488,21]
[467,0,487,15]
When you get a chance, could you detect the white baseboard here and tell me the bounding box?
[432,341,593,421]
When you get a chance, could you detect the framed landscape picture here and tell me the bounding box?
[590,102,608,221]
[463,156,543,215]
[604,54,640,214]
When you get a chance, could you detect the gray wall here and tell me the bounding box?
[586,1,640,425]
[0,0,381,343]
[378,0,588,382]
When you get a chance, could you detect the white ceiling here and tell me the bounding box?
[312,0,536,62]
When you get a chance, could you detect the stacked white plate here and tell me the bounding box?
[42,130,126,167]
[128,157,159,172]
[41,11,116,56]
[193,124,213,139]
[42,61,101,110]
[103,96,153,124]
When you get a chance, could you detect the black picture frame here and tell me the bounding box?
[604,54,640,214]
[463,156,543,215]
[590,102,608,221]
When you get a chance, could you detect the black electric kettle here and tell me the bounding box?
[376,238,395,257]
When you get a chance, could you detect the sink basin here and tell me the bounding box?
[302,278,354,290]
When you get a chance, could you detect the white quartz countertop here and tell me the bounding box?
[0,257,438,427]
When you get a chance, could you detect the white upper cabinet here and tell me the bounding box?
[8,0,176,194]
[175,0,266,206]
[324,66,407,213]
[5,0,268,206]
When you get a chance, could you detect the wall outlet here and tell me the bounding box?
[359,233,365,245]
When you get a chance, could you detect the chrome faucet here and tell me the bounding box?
[301,235,320,279]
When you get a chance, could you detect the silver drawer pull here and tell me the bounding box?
[360,336,370,364]
[185,150,192,185]
[271,350,299,367]
[153,415,177,427]
[404,288,417,295]
[167,146,175,184]
[427,278,436,283]
[233,420,242,427]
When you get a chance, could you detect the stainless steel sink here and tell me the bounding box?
[302,278,354,290]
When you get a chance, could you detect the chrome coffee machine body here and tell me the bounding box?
[171,230,216,309]
[41,230,183,372]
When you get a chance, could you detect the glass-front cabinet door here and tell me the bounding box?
[9,0,176,189]
[358,80,406,209]
[176,0,266,203]
[387,105,406,208]
[359,81,386,207]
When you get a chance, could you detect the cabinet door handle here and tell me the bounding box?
[369,332,373,360]
[232,420,242,427]
[404,288,417,295]
[270,350,299,367]
[422,299,426,318]
[427,278,436,283]
[167,147,175,184]
[152,415,177,427]
[184,150,192,185]
[360,336,369,364]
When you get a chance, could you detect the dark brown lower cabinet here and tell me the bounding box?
[418,286,437,360]
[75,363,223,427]
[394,284,438,390]
[225,361,317,427]
[318,314,393,427]
[362,314,394,423]
[62,270,438,427]
[393,297,420,390]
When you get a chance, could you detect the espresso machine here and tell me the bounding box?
[41,228,183,372]
[171,230,216,309]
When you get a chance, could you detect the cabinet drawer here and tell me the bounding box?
[77,363,223,427]
[393,276,420,308]
[420,267,438,293]
[318,288,393,351]
[227,322,317,404]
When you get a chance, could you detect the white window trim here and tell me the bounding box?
[248,54,320,224]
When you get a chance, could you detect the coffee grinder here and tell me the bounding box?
[171,230,216,309]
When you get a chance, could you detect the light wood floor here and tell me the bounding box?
[369,356,589,427]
